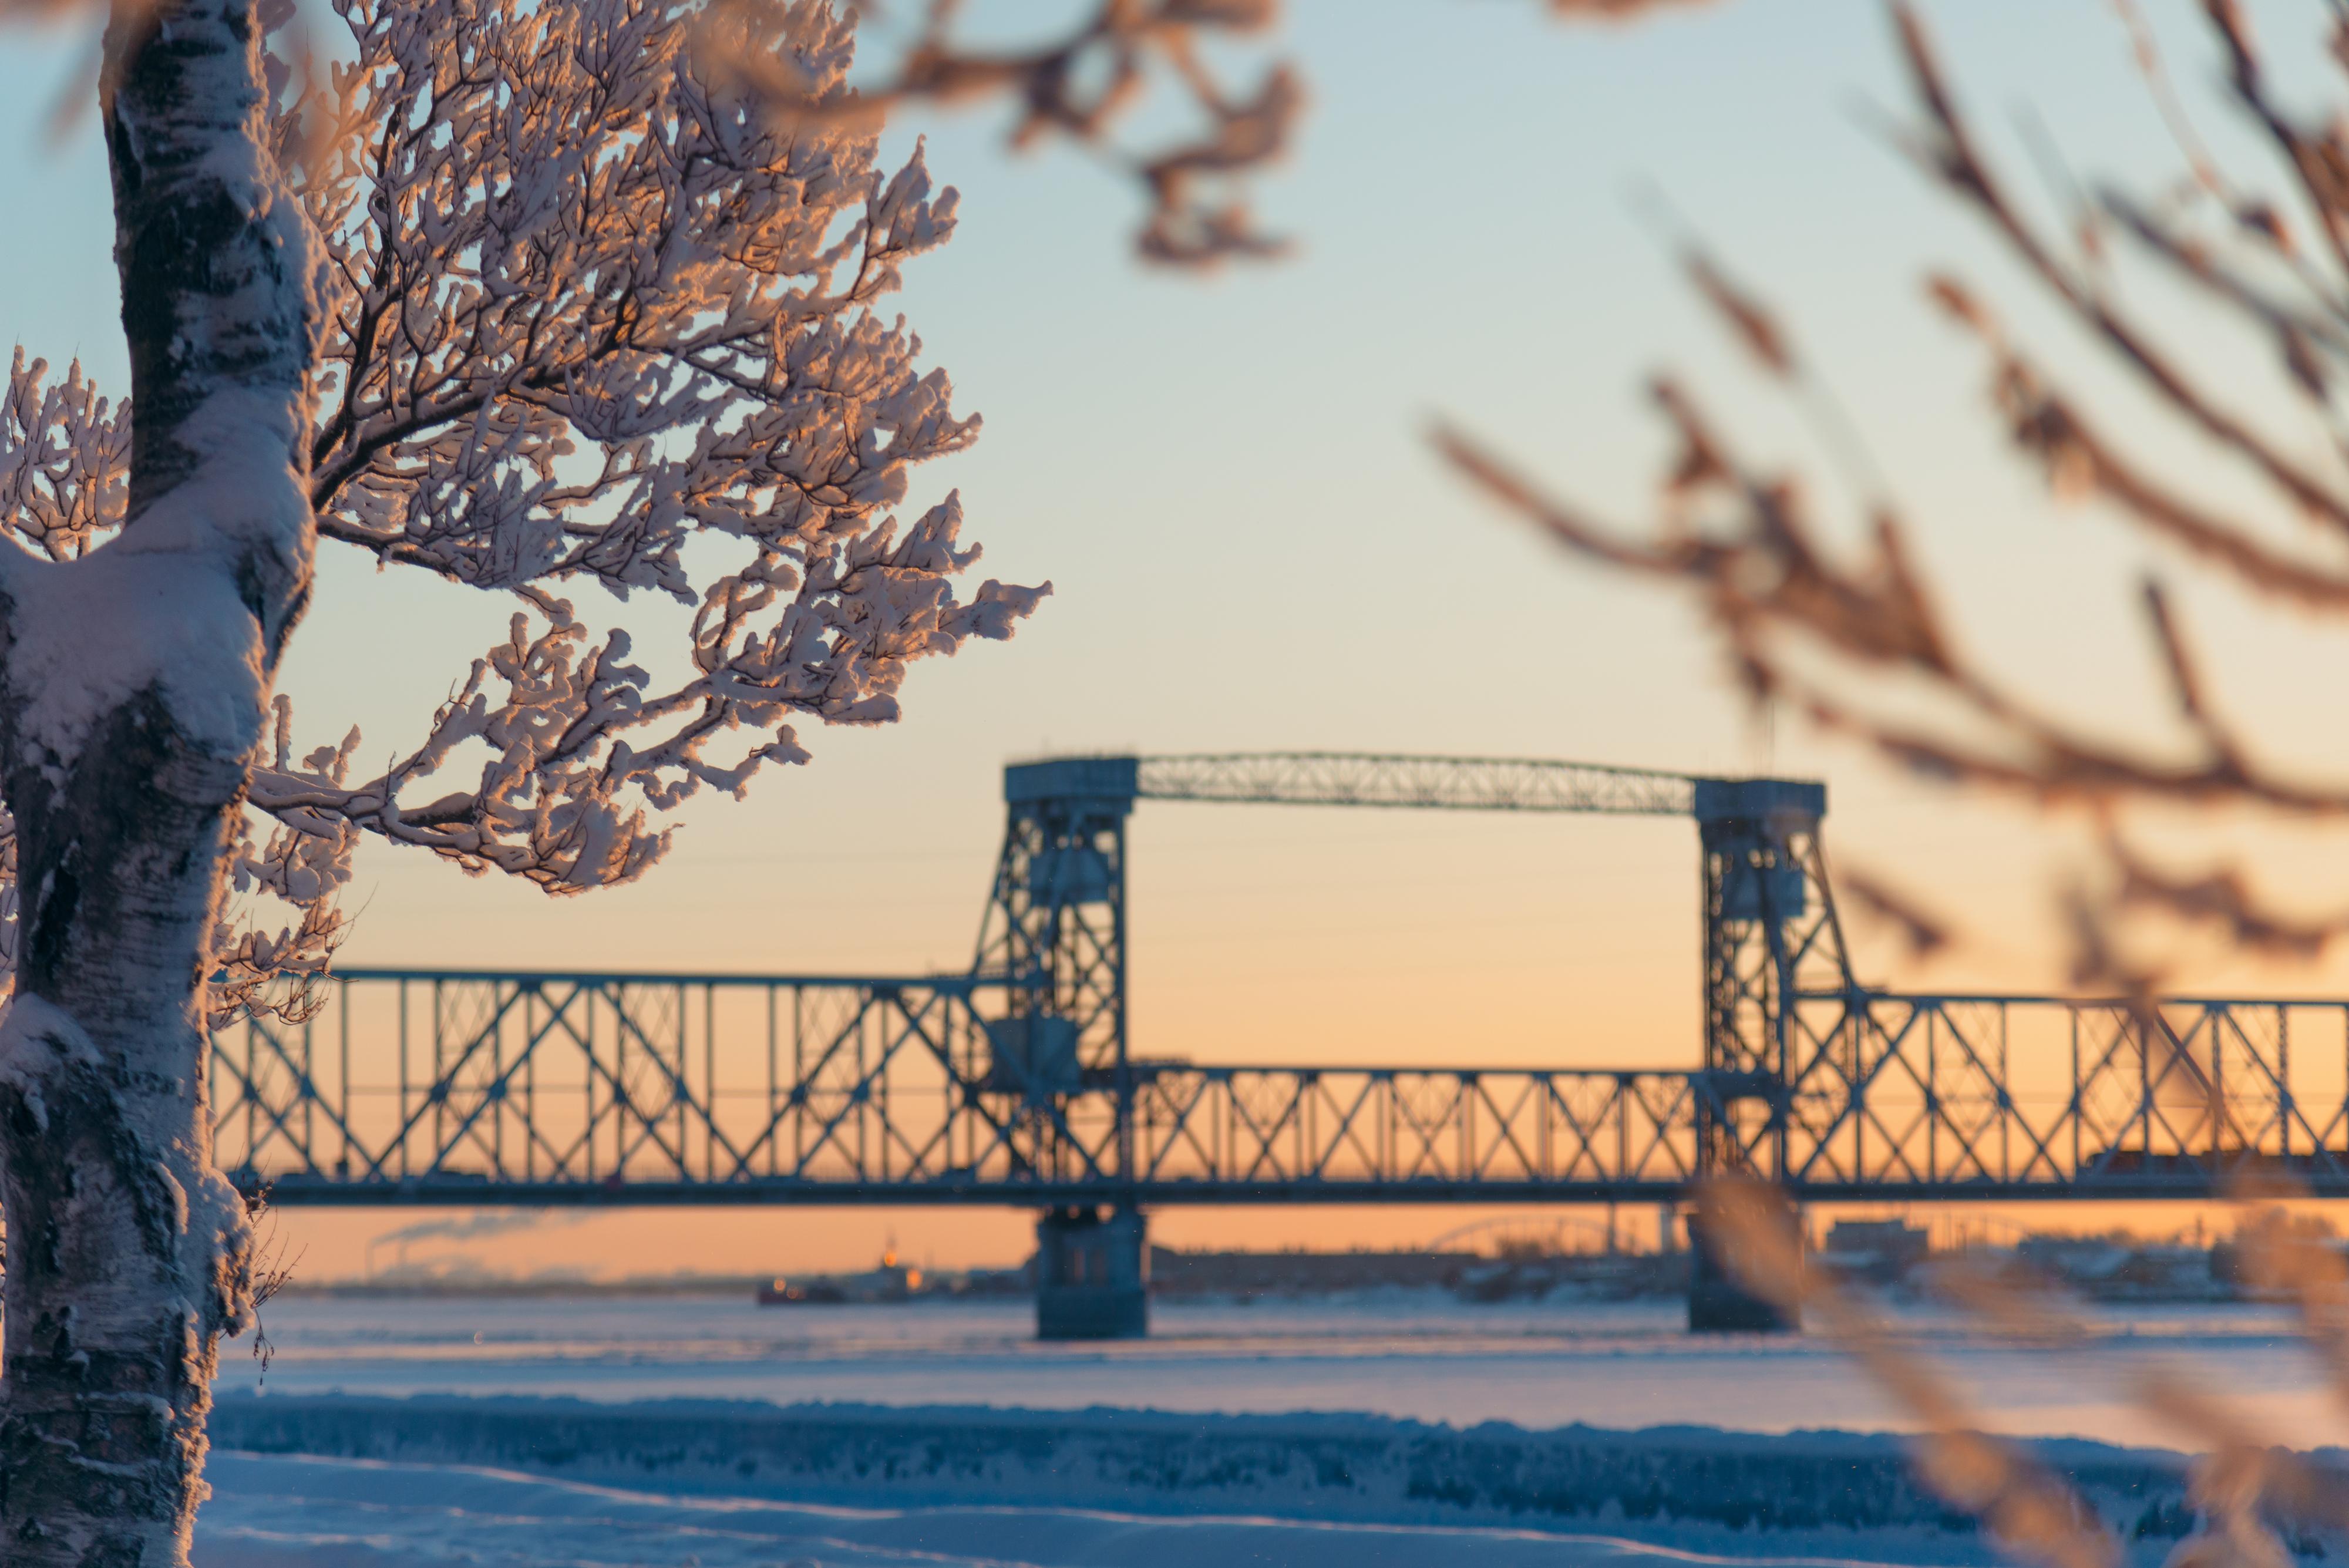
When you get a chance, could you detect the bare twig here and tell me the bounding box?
[703,0,1299,267]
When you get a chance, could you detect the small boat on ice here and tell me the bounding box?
[757,1247,921,1305]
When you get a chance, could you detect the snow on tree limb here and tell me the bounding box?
[0,0,1046,1021]
[0,350,129,561]
[241,486,1038,899]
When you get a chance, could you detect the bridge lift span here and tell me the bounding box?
[218,753,2349,1336]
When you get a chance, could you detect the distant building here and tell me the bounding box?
[1145,1246,1687,1303]
[2013,1234,2130,1285]
[1818,1219,1930,1284]
[1147,1247,1470,1297]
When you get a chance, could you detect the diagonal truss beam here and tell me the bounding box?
[214,970,2349,1206]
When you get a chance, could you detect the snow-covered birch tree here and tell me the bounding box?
[0,0,1039,1557]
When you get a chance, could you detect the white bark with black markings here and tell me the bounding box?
[0,0,318,1556]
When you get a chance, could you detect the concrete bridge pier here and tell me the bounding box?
[1685,1190,1802,1334]
[1035,1204,1149,1340]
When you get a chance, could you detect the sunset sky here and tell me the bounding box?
[4,0,2347,1278]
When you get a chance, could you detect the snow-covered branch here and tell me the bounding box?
[0,0,1045,1019]
[243,488,1036,896]
[276,0,1046,896]
[0,350,128,561]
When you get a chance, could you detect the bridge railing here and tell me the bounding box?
[216,968,1112,1200]
[214,971,2349,1203]
[1763,991,2349,1196]
[1124,1066,1700,1196]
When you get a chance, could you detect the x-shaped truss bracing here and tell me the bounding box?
[216,973,2349,1204]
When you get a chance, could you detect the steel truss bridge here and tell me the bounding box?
[214,752,2349,1209]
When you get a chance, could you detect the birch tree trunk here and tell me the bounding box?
[0,0,317,1554]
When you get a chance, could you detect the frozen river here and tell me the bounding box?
[200,1292,2349,1566]
[216,1290,2349,1451]
[197,1449,2027,1568]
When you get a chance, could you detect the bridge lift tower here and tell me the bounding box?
[975,754,1838,1337]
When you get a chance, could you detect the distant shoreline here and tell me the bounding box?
[278,1276,778,1300]
[281,1231,2270,1307]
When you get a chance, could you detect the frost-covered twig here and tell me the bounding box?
[0,349,127,561]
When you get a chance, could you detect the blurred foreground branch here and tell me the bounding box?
[708,0,1301,266]
[1707,1177,2349,1568]
[1443,1,2349,989]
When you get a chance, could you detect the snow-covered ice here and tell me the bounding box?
[194,1451,2015,1568]
[216,1291,2349,1449]
[194,1293,2347,1566]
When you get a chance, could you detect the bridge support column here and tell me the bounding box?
[1035,1205,1148,1340]
[1685,1190,1802,1334]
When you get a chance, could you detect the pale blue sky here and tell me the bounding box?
[4,0,2341,1271]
